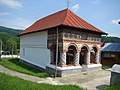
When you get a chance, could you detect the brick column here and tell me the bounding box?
[74,51,80,66]
[84,51,90,65]
[94,51,100,64]
[58,52,67,67]
[50,50,54,64]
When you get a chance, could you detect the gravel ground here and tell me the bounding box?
[0,65,111,90]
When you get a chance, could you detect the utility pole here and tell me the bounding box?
[55,27,58,78]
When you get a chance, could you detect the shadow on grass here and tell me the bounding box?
[8,58,45,73]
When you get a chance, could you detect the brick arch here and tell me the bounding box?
[90,45,100,52]
[67,43,78,51]
[80,44,90,52]
[90,45,100,64]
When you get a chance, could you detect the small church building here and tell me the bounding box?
[19,9,107,76]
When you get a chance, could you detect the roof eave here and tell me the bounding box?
[19,24,62,36]
[60,24,107,35]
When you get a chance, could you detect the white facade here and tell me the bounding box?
[20,31,50,69]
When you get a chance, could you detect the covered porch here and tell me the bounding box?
[46,43,102,77]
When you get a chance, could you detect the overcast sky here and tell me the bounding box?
[0,0,120,37]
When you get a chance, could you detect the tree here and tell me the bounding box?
[0,32,19,54]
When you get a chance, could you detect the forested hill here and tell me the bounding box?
[101,36,120,43]
[0,26,22,36]
[0,26,23,54]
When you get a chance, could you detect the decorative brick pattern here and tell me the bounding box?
[84,51,90,65]
[50,51,54,64]
[94,51,100,64]
[59,52,67,67]
[74,51,80,66]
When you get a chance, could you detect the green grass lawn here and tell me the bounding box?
[101,85,120,90]
[102,66,111,70]
[0,72,83,90]
[0,58,49,78]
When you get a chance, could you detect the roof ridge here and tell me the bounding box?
[63,8,69,24]
[36,9,67,23]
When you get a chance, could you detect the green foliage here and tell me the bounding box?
[101,85,120,90]
[0,73,82,90]
[1,58,49,78]
[0,26,22,54]
[102,66,111,70]
[101,36,120,43]
[0,26,22,36]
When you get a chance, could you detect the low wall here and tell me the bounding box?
[1,55,20,58]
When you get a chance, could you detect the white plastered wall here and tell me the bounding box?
[20,31,50,69]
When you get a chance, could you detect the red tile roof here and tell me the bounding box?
[19,9,106,35]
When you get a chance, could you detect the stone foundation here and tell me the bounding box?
[19,59,102,77]
[46,64,102,77]
[82,64,102,72]
[46,64,82,77]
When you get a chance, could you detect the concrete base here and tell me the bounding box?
[46,64,102,77]
[82,64,102,72]
[46,64,82,77]
[19,59,102,77]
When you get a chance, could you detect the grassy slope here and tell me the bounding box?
[0,73,82,90]
[1,58,49,78]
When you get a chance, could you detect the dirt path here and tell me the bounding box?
[0,65,62,85]
[0,64,111,90]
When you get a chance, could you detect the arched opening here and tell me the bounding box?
[90,47,98,64]
[50,44,60,65]
[66,45,77,66]
[79,46,88,65]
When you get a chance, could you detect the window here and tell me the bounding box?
[111,54,116,57]
[95,38,97,41]
[69,34,73,38]
[103,53,110,57]
[87,37,90,40]
[78,35,82,39]
[97,38,99,41]
[99,38,101,42]
[89,37,91,40]
[64,33,68,38]
[91,37,93,40]
[93,37,95,41]
[74,34,77,39]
